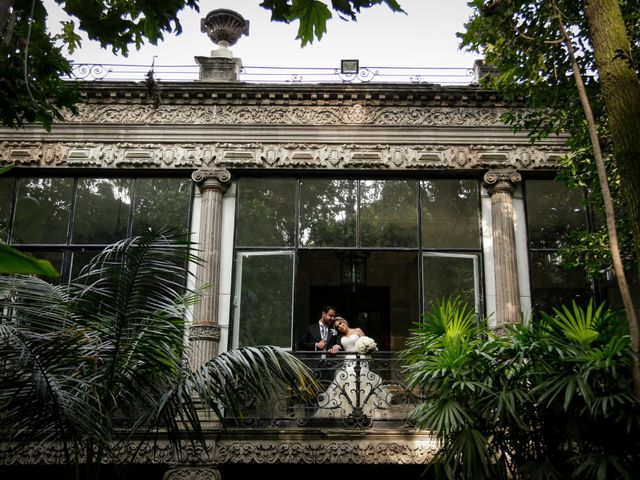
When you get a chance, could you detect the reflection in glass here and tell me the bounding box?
[70,250,101,279]
[73,178,131,244]
[299,179,356,247]
[0,177,14,242]
[132,178,191,235]
[526,180,587,249]
[360,180,418,247]
[530,251,592,313]
[423,253,479,314]
[237,252,294,348]
[236,178,296,247]
[12,178,73,244]
[421,180,480,249]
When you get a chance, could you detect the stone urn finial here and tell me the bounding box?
[196,9,249,82]
[201,9,250,49]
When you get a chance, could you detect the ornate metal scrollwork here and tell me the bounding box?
[70,64,112,80]
[335,67,379,83]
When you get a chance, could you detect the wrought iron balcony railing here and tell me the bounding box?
[68,63,477,85]
[225,351,420,429]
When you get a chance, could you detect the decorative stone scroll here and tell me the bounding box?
[64,104,508,127]
[0,141,565,171]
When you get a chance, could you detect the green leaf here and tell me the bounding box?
[0,245,59,278]
[289,0,333,46]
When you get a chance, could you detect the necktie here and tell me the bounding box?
[321,325,327,340]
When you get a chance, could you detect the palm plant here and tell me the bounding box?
[0,231,317,476]
[401,296,640,479]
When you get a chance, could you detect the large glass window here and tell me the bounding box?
[235,177,296,247]
[360,180,418,248]
[525,179,592,312]
[234,252,294,348]
[234,176,482,352]
[299,179,357,247]
[421,179,480,249]
[3,176,193,282]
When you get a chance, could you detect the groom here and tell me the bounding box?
[298,305,342,352]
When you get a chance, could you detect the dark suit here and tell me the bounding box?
[298,322,340,351]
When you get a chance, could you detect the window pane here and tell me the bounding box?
[526,180,587,249]
[73,178,131,244]
[132,178,191,235]
[299,179,357,247]
[421,180,480,249]
[0,177,14,242]
[236,252,294,348]
[360,180,418,248]
[12,178,73,244]
[423,253,479,313]
[530,251,592,313]
[70,249,102,279]
[24,250,65,283]
[236,178,296,247]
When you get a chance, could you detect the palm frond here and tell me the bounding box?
[191,345,318,420]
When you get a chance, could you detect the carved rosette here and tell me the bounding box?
[483,170,523,329]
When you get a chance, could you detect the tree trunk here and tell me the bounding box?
[585,0,640,284]
[582,0,640,398]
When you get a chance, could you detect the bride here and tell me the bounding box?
[314,317,392,420]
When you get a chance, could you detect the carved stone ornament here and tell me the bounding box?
[0,141,565,171]
[64,104,508,127]
[214,439,439,464]
[189,324,221,342]
[1,437,437,466]
[163,466,221,480]
[483,169,523,195]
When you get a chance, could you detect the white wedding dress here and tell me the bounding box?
[313,333,393,420]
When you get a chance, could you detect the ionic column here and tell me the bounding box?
[190,169,231,369]
[483,170,522,329]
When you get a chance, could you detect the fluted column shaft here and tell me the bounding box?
[190,169,231,369]
[484,170,522,329]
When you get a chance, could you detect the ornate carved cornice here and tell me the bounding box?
[62,104,509,127]
[0,141,565,170]
[72,81,511,109]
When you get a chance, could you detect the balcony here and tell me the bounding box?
[224,351,419,430]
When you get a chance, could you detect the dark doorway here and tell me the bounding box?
[309,285,391,350]
[295,250,419,352]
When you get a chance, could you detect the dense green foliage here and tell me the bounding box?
[402,297,640,479]
[460,0,639,279]
[0,231,316,474]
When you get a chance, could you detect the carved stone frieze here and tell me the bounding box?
[163,467,221,480]
[64,104,509,127]
[214,439,439,464]
[1,437,438,466]
[0,141,566,170]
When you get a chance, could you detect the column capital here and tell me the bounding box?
[192,169,231,193]
[483,170,522,195]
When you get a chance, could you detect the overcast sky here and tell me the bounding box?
[45,0,479,71]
